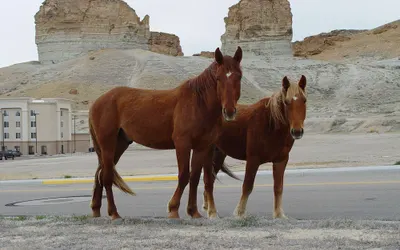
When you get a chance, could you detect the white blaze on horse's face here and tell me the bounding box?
[226,72,232,78]
[292,96,298,101]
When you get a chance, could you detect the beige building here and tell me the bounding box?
[0,97,76,155]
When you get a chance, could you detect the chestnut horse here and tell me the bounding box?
[89,47,243,220]
[202,75,307,218]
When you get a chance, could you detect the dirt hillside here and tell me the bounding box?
[293,19,400,63]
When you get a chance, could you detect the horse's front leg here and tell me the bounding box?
[186,148,211,218]
[201,146,220,218]
[233,156,260,218]
[272,157,289,219]
[167,140,191,219]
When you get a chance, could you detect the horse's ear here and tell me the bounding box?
[233,46,242,63]
[282,76,290,91]
[299,75,307,90]
[215,47,224,65]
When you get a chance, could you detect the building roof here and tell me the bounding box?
[0,97,75,104]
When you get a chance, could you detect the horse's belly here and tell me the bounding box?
[216,137,247,160]
[123,122,175,150]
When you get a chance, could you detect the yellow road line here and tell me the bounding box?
[42,176,178,185]
[1,180,399,194]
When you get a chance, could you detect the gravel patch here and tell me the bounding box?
[1,215,399,249]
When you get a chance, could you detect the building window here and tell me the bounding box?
[4,121,9,128]
[29,146,34,155]
[16,121,21,127]
[61,121,63,127]
[31,132,37,139]
[31,121,36,127]
[16,133,21,139]
[61,110,63,116]
[4,133,9,139]
[15,146,20,152]
[16,111,20,116]
[30,110,36,116]
[3,111,8,116]
[61,132,64,138]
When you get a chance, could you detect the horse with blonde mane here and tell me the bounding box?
[89,47,243,221]
[202,75,307,218]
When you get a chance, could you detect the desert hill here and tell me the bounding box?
[293,20,400,63]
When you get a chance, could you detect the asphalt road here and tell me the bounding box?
[1,166,400,221]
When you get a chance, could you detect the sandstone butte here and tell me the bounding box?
[221,0,293,58]
[34,0,183,65]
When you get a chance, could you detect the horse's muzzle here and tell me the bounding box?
[290,128,304,139]
[223,107,237,121]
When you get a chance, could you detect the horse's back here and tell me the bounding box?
[90,86,180,149]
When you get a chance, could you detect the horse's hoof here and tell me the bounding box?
[273,210,288,219]
[168,211,180,219]
[92,211,101,218]
[191,211,203,219]
[208,212,219,220]
[233,208,246,218]
[273,214,288,219]
[111,218,124,225]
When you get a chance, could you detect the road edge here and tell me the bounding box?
[0,165,398,185]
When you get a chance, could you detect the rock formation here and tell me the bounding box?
[292,29,366,58]
[149,32,183,57]
[221,0,293,58]
[292,20,400,62]
[192,51,214,58]
[35,0,183,64]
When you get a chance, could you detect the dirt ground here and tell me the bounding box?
[0,215,399,250]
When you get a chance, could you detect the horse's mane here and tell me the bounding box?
[187,62,218,105]
[265,82,306,130]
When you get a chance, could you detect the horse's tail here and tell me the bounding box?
[112,169,136,195]
[89,116,135,196]
[218,162,241,181]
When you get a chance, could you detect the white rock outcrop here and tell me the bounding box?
[221,0,293,58]
[35,0,183,64]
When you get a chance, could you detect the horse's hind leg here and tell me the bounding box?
[91,163,103,217]
[90,130,128,218]
[95,130,123,220]
[272,158,288,219]
[90,128,104,217]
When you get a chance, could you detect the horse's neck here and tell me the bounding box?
[202,82,220,113]
[192,65,220,112]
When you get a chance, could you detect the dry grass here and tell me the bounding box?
[0,215,399,249]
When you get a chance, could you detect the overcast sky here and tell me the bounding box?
[0,0,399,68]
